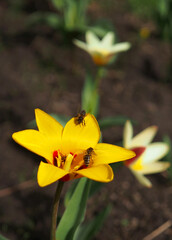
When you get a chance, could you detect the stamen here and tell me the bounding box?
[53,158,58,167]
[53,150,58,166]
[57,158,61,168]
[53,150,58,158]
[63,154,74,172]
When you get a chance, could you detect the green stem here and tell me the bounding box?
[51,180,64,240]
[94,66,105,88]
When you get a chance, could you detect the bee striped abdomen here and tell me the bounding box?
[83,154,91,166]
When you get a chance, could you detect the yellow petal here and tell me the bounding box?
[131,170,152,188]
[137,162,170,175]
[130,157,143,171]
[76,164,113,182]
[123,120,133,148]
[35,109,63,139]
[61,114,100,154]
[37,161,68,187]
[93,143,136,166]
[12,130,57,163]
[131,126,158,147]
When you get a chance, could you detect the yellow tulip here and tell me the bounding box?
[12,109,135,187]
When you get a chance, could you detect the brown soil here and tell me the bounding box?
[0,1,172,240]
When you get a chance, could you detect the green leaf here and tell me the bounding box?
[27,12,61,29]
[63,0,90,31]
[73,204,111,240]
[64,179,80,207]
[99,116,136,129]
[44,13,61,29]
[56,178,91,240]
[0,234,8,240]
[51,0,65,10]
[27,114,70,128]
[64,179,104,209]
[82,72,99,116]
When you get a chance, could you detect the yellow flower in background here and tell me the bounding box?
[12,109,135,187]
[140,27,150,39]
[74,31,131,66]
[123,120,170,188]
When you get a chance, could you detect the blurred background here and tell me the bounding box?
[0,0,172,239]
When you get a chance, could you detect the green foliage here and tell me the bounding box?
[63,0,90,31]
[56,178,91,240]
[50,0,91,32]
[0,234,8,240]
[51,0,65,10]
[73,204,111,240]
[64,179,105,209]
[128,0,158,19]
[27,0,112,39]
[99,116,136,129]
[27,12,62,29]
[64,179,80,208]
[82,72,100,117]
[128,0,172,41]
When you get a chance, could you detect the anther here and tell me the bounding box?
[53,150,58,158]
[53,150,58,167]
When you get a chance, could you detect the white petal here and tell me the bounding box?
[73,39,88,52]
[137,162,170,175]
[110,42,131,53]
[131,170,152,188]
[143,142,169,164]
[101,32,114,47]
[86,31,100,45]
[131,126,158,147]
[123,120,133,148]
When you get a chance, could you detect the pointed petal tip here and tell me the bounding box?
[163,162,171,170]
[37,161,68,187]
[12,131,22,143]
[147,183,152,188]
[128,149,136,158]
[35,108,42,115]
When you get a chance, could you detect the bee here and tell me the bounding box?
[83,147,95,167]
[74,110,86,126]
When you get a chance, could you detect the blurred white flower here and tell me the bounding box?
[74,31,131,65]
[123,120,170,188]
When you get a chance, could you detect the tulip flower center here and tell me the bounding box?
[52,149,93,172]
[124,147,146,166]
[92,52,112,65]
